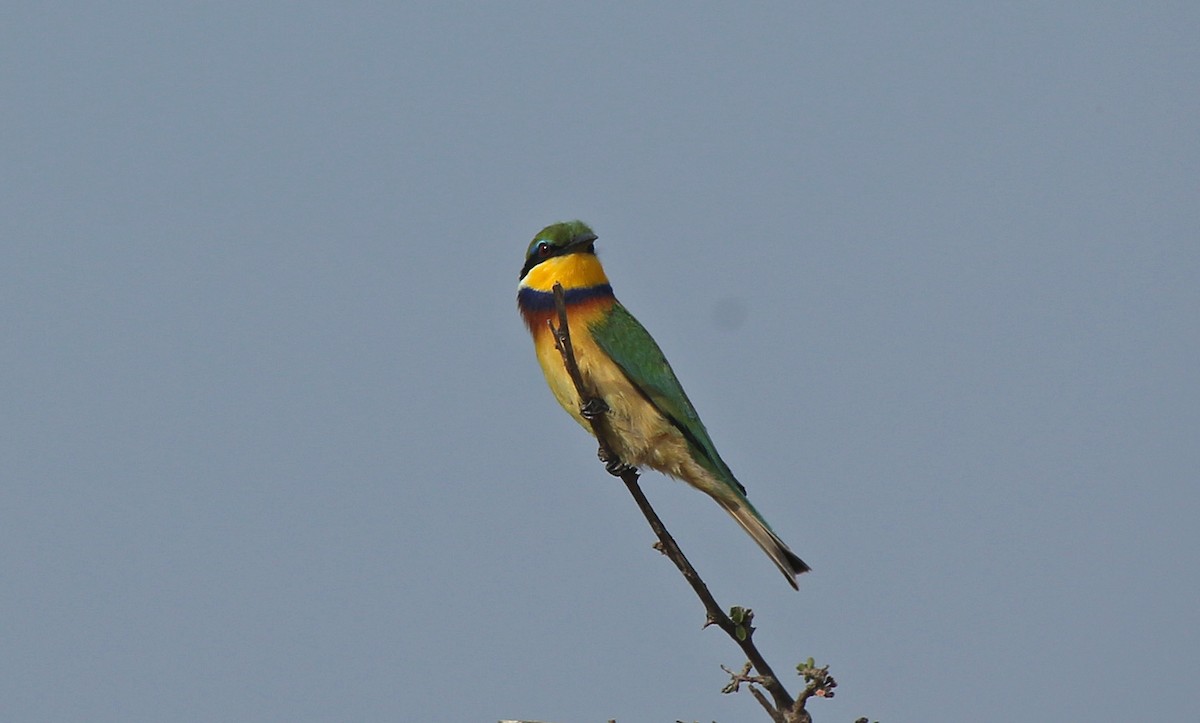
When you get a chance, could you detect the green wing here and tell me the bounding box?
[587,302,746,495]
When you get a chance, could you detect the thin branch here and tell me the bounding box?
[723,663,787,723]
[546,282,809,722]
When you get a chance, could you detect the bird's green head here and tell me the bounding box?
[520,220,598,280]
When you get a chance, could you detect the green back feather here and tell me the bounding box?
[587,303,747,497]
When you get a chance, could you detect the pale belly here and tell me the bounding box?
[533,327,731,501]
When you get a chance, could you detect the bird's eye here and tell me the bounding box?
[537,241,552,257]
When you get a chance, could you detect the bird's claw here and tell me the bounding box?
[580,397,609,420]
[598,446,636,477]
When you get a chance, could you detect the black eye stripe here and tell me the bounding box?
[519,233,597,280]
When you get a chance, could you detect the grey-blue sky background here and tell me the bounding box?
[3,4,1197,721]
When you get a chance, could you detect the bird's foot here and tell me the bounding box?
[598,446,636,478]
[580,397,609,420]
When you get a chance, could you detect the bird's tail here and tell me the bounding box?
[718,499,810,590]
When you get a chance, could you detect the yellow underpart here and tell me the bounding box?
[529,299,740,506]
[520,252,609,292]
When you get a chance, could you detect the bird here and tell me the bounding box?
[516,220,810,589]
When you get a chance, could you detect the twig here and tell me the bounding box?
[722,663,786,722]
[546,282,810,723]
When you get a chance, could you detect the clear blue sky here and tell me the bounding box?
[3,4,1197,721]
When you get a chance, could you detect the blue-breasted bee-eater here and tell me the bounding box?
[517,221,810,589]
